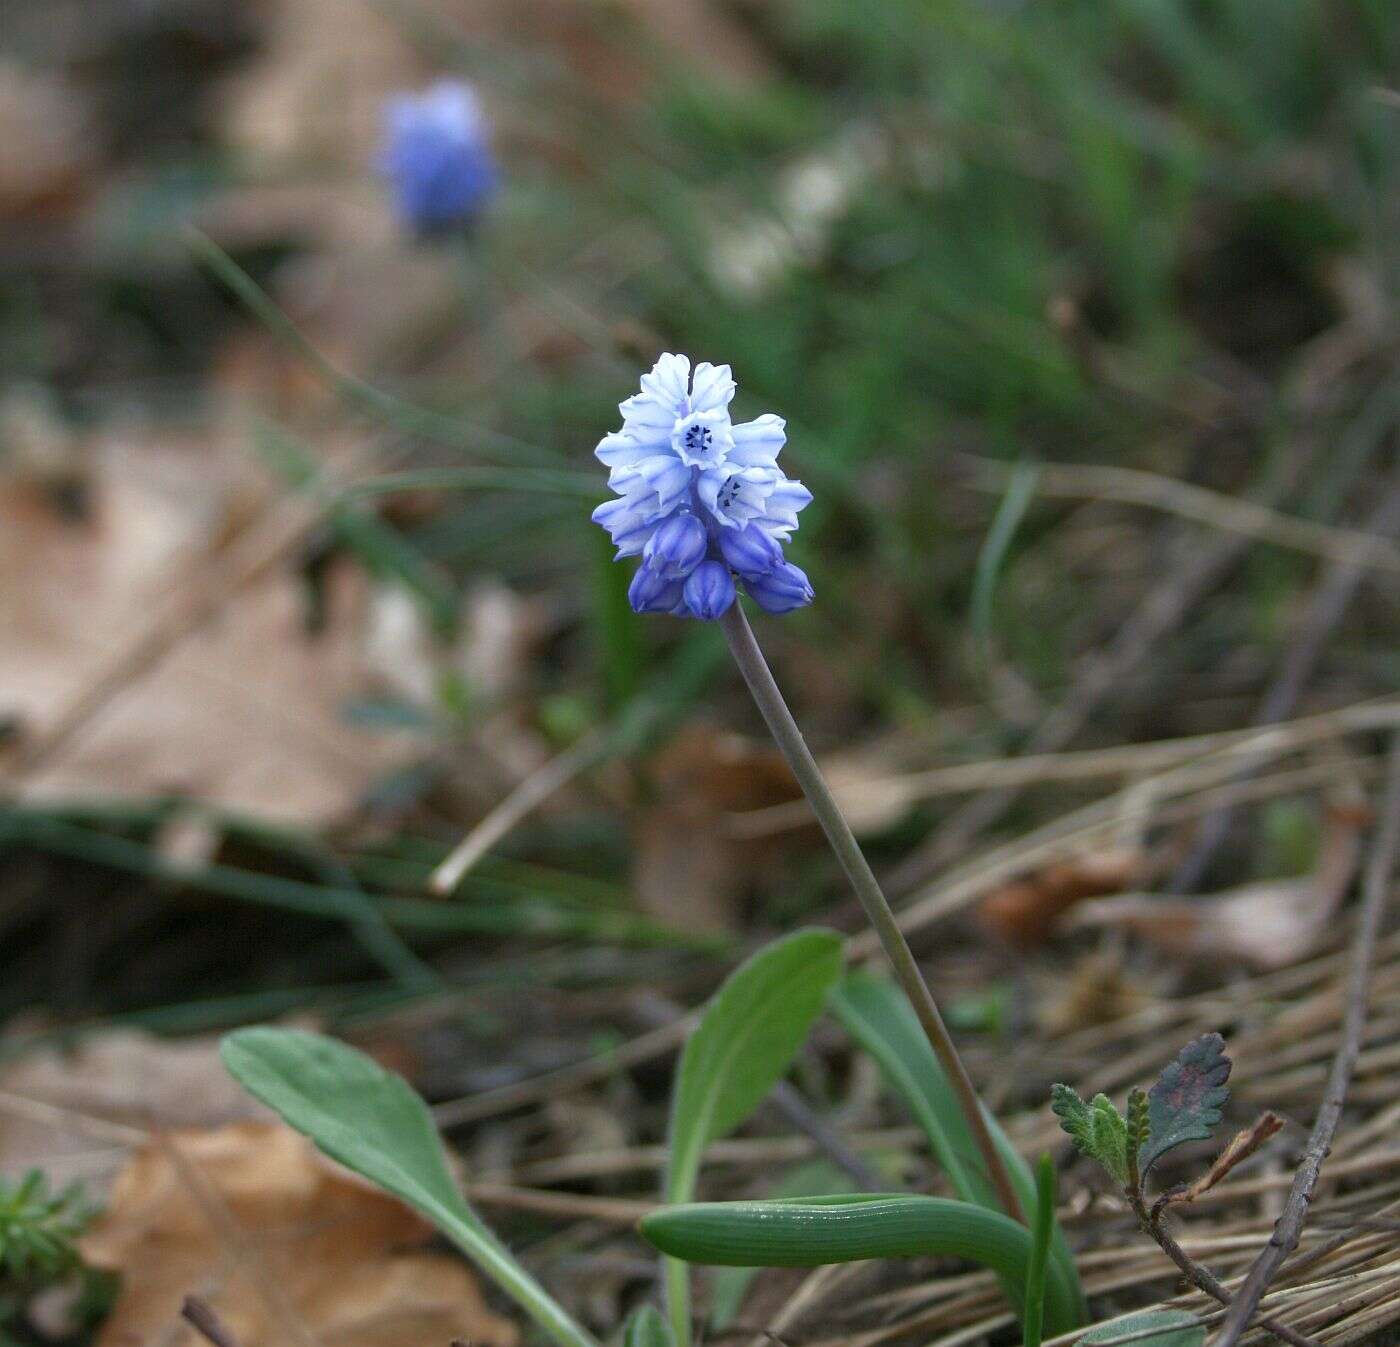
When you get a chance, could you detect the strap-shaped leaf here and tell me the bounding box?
[667,929,843,1200]
[640,1193,1081,1337]
[710,1159,855,1330]
[221,1028,597,1347]
[1141,1034,1232,1176]
[664,929,843,1346]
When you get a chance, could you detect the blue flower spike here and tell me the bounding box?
[378,80,499,235]
[593,355,813,621]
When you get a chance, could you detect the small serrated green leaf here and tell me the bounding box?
[1051,1083,1093,1150]
[1051,1086,1130,1185]
[1087,1094,1130,1186]
[1127,1087,1150,1164]
[1141,1034,1232,1176]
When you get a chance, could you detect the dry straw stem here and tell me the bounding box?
[854,705,1400,959]
[430,729,606,893]
[431,704,1399,1128]
[958,457,1400,575]
[1169,470,1400,892]
[728,697,1400,839]
[1212,734,1400,1347]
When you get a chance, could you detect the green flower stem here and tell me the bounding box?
[718,603,1024,1224]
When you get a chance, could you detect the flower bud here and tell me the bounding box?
[642,512,708,580]
[718,522,784,580]
[682,560,736,621]
[628,562,684,614]
[745,560,813,614]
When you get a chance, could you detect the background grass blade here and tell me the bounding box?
[221,1028,598,1347]
[830,972,1086,1322]
[622,1304,675,1347]
[663,929,844,1347]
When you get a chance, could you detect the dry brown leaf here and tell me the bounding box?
[80,1121,519,1347]
[0,60,97,220]
[1068,805,1368,969]
[978,846,1154,948]
[632,724,799,931]
[0,428,423,825]
[0,1029,267,1188]
[219,0,417,172]
[1157,1111,1286,1211]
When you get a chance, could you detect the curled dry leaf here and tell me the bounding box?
[1157,1112,1286,1211]
[79,1121,519,1347]
[978,846,1154,947]
[1068,804,1367,969]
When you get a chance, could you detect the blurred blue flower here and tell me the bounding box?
[593,354,813,620]
[379,81,498,234]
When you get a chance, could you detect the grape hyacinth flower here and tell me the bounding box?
[592,354,813,620]
[378,81,499,235]
[587,357,1026,1239]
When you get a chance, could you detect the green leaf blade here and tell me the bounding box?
[666,929,843,1202]
[710,1159,857,1331]
[221,1028,597,1347]
[663,929,843,1347]
[221,1027,474,1231]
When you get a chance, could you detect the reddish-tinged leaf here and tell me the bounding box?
[1141,1034,1232,1176]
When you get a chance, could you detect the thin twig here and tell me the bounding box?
[1125,1188,1318,1347]
[768,1081,884,1191]
[1210,733,1400,1347]
[431,730,605,893]
[719,602,1024,1224]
